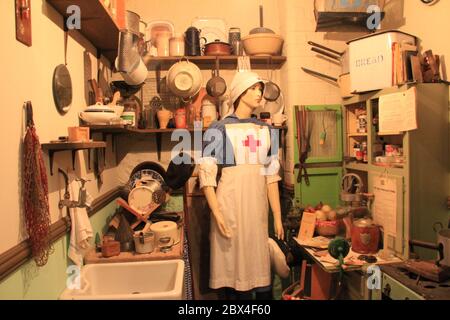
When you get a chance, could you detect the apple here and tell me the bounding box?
[315,202,323,210]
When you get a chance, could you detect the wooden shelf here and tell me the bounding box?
[85,124,288,134]
[347,133,367,137]
[86,124,287,162]
[41,141,106,175]
[46,0,119,65]
[377,131,403,136]
[145,56,287,71]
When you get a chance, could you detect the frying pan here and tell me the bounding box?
[308,41,349,74]
[206,59,227,98]
[301,67,353,99]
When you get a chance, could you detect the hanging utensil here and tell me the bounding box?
[294,105,311,185]
[23,101,52,266]
[264,58,281,101]
[301,67,353,99]
[308,41,349,74]
[206,58,227,98]
[250,5,275,34]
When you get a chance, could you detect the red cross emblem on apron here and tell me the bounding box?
[242,135,261,153]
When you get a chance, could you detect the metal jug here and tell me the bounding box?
[184,27,202,56]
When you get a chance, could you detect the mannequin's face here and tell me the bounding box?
[240,83,263,109]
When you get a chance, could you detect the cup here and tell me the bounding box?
[232,40,243,56]
[157,108,173,129]
[272,114,287,126]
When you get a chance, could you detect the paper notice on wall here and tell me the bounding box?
[373,176,397,236]
[379,87,418,133]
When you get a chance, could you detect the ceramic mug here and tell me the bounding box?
[272,114,288,126]
[157,108,173,129]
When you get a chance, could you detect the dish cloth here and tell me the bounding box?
[68,178,93,266]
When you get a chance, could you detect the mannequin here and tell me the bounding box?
[198,71,284,300]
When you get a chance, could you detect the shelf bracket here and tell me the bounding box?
[156,132,162,162]
[71,150,77,171]
[48,151,55,176]
[88,149,91,170]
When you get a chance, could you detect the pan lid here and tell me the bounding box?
[347,29,417,44]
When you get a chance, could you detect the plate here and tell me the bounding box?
[192,17,227,44]
[199,27,227,44]
[128,169,166,190]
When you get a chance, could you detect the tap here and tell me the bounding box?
[58,169,91,210]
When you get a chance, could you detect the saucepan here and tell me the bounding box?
[301,67,352,99]
[308,41,349,74]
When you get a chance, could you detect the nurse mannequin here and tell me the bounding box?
[199,71,284,300]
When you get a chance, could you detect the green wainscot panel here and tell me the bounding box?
[294,167,343,209]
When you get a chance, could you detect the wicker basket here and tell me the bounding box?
[315,220,341,237]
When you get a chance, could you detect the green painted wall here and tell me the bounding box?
[0,195,183,300]
[0,201,117,300]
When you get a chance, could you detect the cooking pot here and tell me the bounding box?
[79,103,119,124]
[350,218,381,254]
[203,40,232,56]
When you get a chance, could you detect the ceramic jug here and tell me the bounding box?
[157,108,173,129]
[220,96,233,120]
[202,98,218,128]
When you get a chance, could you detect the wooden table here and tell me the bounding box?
[294,238,403,300]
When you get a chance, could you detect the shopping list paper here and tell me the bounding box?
[373,176,398,236]
[379,87,417,133]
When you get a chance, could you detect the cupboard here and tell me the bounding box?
[342,84,449,260]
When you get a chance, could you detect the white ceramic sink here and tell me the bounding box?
[60,260,185,300]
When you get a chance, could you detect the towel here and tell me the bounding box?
[68,178,94,266]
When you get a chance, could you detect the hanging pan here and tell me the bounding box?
[301,67,353,99]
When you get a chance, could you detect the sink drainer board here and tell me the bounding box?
[60,260,185,300]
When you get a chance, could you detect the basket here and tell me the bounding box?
[315,220,341,237]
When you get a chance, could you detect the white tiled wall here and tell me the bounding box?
[278,0,364,185]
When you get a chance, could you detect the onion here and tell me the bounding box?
[316,210,328,221]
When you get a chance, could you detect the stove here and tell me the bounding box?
[381,262,450,300]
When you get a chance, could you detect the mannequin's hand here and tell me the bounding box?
[213,213,232,239]
[274,218,285,240]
